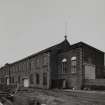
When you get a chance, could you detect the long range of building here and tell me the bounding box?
[0,37,105,90]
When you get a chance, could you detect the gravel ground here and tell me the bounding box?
[11,89,105,105]
[1,89,105,105]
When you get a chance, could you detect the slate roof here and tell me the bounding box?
[8,39,70,66]
[70,41,104,53]
[0,39,104,68]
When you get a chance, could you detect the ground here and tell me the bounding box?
[2,88,105,105]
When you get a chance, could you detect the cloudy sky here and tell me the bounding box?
[0,0,105,66]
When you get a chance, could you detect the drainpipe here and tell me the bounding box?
[8,64,10,87]
[81,46,84,89]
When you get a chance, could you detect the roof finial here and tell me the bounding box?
[65,21,68,36]
[64,35,67,40]
[64,16,71,40]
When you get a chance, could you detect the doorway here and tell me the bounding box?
[23,78,29,87]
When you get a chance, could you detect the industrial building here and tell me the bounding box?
[0,37,105,90]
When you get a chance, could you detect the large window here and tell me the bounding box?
[36,73,40,84]
[61,58,67,73]
[43,73,47,85]
[71,56,77,73]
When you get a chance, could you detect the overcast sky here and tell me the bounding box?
[0,0,105,66]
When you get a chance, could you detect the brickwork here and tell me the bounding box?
[0,52,50,89]
[0,39,104,90]
[85,79,105,86]
[82,44,104,78]
[81,43,105,89]
[56,47,83,89]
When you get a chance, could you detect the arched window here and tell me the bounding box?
[71,56,76,61]
[71,56,77,73]
[62,58,67,63]
[61,58,67,73]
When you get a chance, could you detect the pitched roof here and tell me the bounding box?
[1,39,104,68]
[70,41,104,53]
[9,39,70,65]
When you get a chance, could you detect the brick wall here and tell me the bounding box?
[82,45,104,79]
[0,52,50,89]
[55,47,83,89]
[85,79,105,86]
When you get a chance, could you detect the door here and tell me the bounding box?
[23,78,29,87]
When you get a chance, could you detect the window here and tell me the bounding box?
[43,55,48,65]
[58,64,61,73]
[71,56,76,61]
[22,62,24,72]
[61,58,67,73]
[0,78,1,84]
[9,77,11,83]
[88,57,92,64]
[12,77,14,83]
[15,65,17,73]
[10,77,14,83]
[13,66,15,73]
[26,62,28,72]
[71,56,77,73]
[36,58,40,68]
[30,74,34,84]
[36,73,40,84]
[18,76,21,83]
[31,60,35,70]
[19,64,21,72]
[29,62,31,71]
[1,78,4,83]
[17,65,19,72]
[43,73,47,85]
[21,63,23,72]
[11,67,13,74]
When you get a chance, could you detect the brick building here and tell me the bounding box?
[0,38,105,90]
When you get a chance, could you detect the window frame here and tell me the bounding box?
[71,56,77,74]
